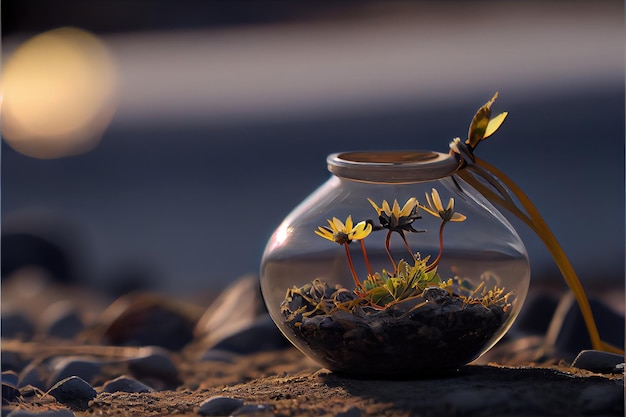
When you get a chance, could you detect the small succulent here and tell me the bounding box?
[360,257,441,307]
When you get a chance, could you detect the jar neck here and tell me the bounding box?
[327,151,459,184]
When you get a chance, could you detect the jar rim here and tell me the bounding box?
[327,150,459,183]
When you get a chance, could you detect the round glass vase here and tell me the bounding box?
[260,151,530,377]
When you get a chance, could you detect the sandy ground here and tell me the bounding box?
[5,340,624,417]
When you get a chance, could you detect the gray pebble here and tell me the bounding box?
[197,396,244,416]
[127,347,179,385]
[7,409,75,417]
[571,349,625,374]
[47,376,96,411]
[18,385,45,399]
[209,315,289,354]
[422,287,448,302]
[47,357,103,387]
[2,383,20,405]
[101,375,153,393]
[97,293,197,351]
[2,372,19,387]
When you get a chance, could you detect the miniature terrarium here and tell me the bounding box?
[260,153,529,376]
[260,95,533,377]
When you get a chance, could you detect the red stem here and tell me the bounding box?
[384,231,397,274]
[360,239,374,276]
[425,222,445,272]
[400,231,416,261]
[344,244,362,289]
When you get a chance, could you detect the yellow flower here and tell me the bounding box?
[315,215,372,245]
[420,188,467,223]
[367,197,421,232]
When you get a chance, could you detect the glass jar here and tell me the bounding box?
[260,150,530,377]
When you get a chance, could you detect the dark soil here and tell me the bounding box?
[282,283,510,377]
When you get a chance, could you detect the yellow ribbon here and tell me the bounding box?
[456,157,622,354]
[450,93,623,355]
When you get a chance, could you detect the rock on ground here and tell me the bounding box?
[4,348,623,417]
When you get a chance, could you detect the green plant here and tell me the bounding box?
[360,257,439,307]
[313,188,474,310]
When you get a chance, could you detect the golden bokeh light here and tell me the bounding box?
[2,27,118,159]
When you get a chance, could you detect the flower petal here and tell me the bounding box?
[431,189,444,212]
[351,221,372,240]
[332,217,345,231]
[400,197,417,217]
[446,197,454,212]
[367,198,381,214]
[425,192,433,210]
[391,199,401,218]
[450,212,467,222]
[314,227,335,241]
[345,215,353,231]
[382,200,392,215]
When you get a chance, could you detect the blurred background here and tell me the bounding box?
[1,1,623,300]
